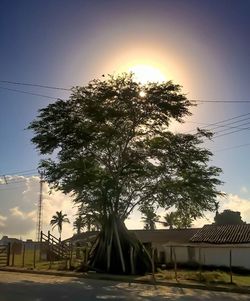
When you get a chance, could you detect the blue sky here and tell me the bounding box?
[1,0,250,238]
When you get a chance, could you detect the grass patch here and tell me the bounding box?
[155,269,250,287]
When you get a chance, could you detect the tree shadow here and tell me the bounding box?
[0,276,249,300]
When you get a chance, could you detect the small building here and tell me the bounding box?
[133,229,199,263]
[188,224,250,270]
[161,224,250,270]
[0,235,22,245]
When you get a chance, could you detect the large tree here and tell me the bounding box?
[29,73,223,274]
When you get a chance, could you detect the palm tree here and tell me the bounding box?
[141,206,160,230]
[160,211,192,229]
[73,215,85,235]
[214,201,220,217]
[163,212,177,229]
[50,211,70,241]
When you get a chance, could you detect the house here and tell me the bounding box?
[163,224,250,270]
[189,224,250,269]
[133,229,199,263]
[67,228,199,263]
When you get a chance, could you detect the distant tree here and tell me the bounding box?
[29,73,223,274]
[50,211,70,241]
[73,215,85,235]
[141,206,160,230]
[73,212,100,235]
[162,212,177,229]
[161,211,192,229]
[214,201,219,217]
[175,213,192,229]
[214,209,245,225]
[78,204,101,232]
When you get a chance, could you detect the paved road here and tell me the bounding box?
[0,271,250,301]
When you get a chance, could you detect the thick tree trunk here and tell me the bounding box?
[88,216,151,274]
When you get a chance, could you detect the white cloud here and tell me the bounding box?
[0,215,7,227]
[0,207,36,236]
[0,176,76,240]
[1,176,250,240]
[240,186,248,194]
[41,182,77,239]
[192,193,250,228]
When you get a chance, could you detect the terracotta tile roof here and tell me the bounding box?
[67,228,199,244]
[132,229,199,244]
[190,224,250,244]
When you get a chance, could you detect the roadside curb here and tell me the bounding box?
[0,267,250,295]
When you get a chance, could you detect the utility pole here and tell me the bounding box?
[36,172,44,242]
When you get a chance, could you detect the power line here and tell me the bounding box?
[213,120,250,135]
[0,169,39,186]
[215,143,250,152]
[0,80,71,91]
[1,79,250,104]
[185,112,250,134]
[0,86,63,100]
[213,126,250,139]
[186,118,250,132]
[1,168,37,176]
[0,184,28,191]
[191,99,250,103]
[0,179,37,186]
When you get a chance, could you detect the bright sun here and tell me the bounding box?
[128,64,167,84]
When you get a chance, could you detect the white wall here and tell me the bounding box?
[162,244,250,270]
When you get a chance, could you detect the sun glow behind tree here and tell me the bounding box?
[128,64,167,84]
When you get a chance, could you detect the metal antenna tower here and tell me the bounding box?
[36,172,44,241]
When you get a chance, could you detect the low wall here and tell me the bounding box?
[162,244,250,270]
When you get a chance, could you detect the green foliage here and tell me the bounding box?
[140,205,160,230]
[74,206,100,234]
[50,211,70,240]
[162,211,192,229]
[29,73,223,273]
[214,209,245,225]
[73,215,85,234]
[29,73,223,225]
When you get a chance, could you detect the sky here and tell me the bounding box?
[1,0,250,240]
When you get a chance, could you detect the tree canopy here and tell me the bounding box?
[29,73,223,273]
[214,209,245,225]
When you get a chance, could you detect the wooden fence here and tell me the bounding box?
[0,244,10,267]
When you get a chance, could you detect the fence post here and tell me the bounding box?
[22,244,26,268]
[69,244,73,269]
[151,248,156,284]
[85,248,88,264]
[48,231,50,244]
[39,231,43,261]
[6,243,11,266]
[33,244,37,269]
[11,246,15,267]
[198,247,202,282]
[229,249,233,284]
[173,247,178,281]
[130,246,135,275]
